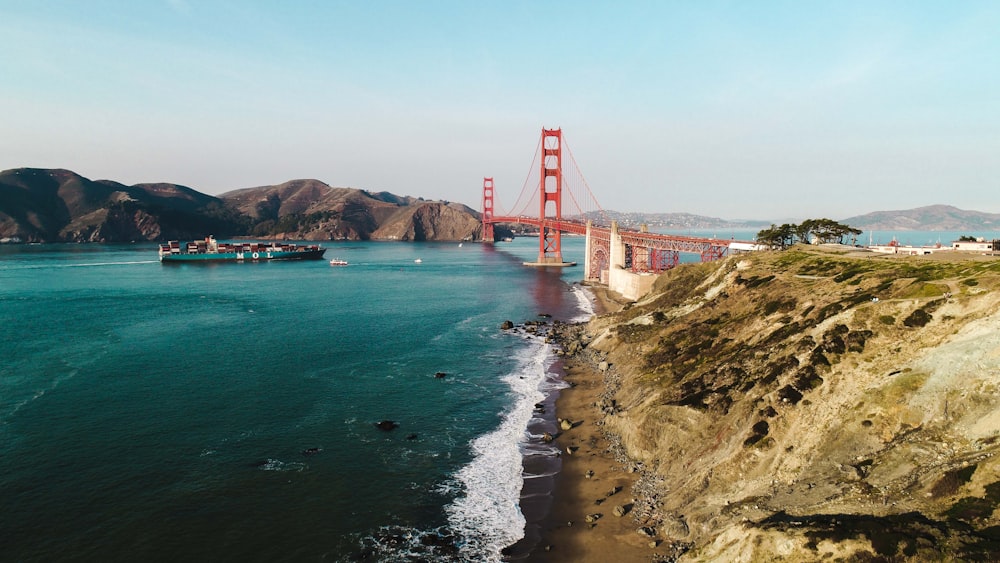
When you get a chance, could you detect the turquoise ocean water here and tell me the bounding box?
[0,237,592,562]
[3,228,993,562]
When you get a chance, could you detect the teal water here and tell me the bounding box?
[0,238,592,562]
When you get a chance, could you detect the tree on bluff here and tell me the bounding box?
[757,219,861,249]
[798,218,862,245]
[756,223,796,249]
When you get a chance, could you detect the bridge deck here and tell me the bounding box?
[489,216,752,253]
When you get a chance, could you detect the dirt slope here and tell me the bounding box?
[571,246,1000,561]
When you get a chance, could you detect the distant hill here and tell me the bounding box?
[220,179,482,241]
[841,205,1000,231]
[581,210,770,230]
[0,168,245,242]
[0,168,487,243]
[9,169,993,244]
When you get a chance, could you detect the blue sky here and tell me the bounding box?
[1,1,997,221]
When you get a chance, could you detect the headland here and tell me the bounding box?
[524,245,1000,561]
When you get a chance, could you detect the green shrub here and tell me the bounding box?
[930,465,977,499]
[903,309,933,328]
[946,496,996,521]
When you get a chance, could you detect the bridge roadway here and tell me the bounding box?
[489,216,759,300]
[490,215,745,257]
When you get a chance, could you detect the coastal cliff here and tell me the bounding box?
[556,246,1000,560]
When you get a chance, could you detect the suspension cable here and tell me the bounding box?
[563,137,610,225]
[504,132,542,217]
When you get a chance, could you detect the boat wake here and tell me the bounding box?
[66,260,160,267]
[0,260,159,271]
[1,368,80,427]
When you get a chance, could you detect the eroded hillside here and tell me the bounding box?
[572,247,1000,561]
[0,169,488,242]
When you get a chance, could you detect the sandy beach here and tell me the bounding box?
[518,285,668,562]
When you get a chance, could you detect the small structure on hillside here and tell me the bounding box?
[868,238,950,256]
[952,237,1000,252]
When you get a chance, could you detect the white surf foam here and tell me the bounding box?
[256,458,306,472]
[443,337,556,561]
[568,285,596,322]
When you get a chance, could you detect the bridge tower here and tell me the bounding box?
[525,128,575,267]
[481,177,495,243]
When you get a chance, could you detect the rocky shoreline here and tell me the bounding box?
[524,249,1000,561]
[522,317,690,563]
[499,286,688,562]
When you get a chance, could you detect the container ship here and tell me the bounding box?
[159,236,326,263]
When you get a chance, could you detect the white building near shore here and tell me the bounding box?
[951,237,999,252]
[866,237,1000,255]
[868,239,949,255]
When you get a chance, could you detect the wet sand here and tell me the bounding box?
[516,285,664,562]
[524,363,655,562]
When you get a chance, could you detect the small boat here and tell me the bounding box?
[329,258,348,266]
[414,258,423,263]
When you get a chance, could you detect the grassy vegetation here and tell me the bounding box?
[623,247,1000,420]
[763,297,797,316]
[900,282,948,299]
[592,246,1000,560]
[875,371,930,405]
[931,465,978,499]
[643,261,720,315]
[945,481,1000,521]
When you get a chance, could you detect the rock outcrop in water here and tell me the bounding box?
[558,246,1000,560]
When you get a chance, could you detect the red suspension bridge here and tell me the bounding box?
[481,128,757,295]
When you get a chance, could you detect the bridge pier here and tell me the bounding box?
[481,177,495,243]
[523,128,576,268]
[605,220,659,300]
[609,221,624,273]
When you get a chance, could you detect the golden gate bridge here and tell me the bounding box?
[481,128,757,295]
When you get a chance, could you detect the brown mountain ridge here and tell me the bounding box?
[0,168,486,243]
[4,168,994,243]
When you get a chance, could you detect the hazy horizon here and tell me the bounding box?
[2,1,998,218]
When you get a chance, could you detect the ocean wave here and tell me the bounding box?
[352,281,589,561]
[351,525,461,562]
[442,337,553,561]
[568,284,596,322]
[255,458,306,472]
[1,367,79,425]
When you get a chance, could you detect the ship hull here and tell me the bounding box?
[159,248,326,263]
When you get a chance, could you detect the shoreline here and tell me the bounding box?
[512,285,666,562]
